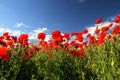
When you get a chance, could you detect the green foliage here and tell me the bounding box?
[0,37,120,80]
[84,36,120,80]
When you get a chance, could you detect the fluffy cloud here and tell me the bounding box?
[0,28,23,37]
[29,28,51,41]
[86,21,119,36]
[108,16,115,21]
[0,27,5,33]
[15,22,28,28]
[0,25,51,41]
[0,26,51,42]
[33,28,48,33]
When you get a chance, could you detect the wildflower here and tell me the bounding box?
[79,43,84,48]
[38,32,46,41]
[11,36,17,43]
[101,26,109,32]
[63,42,69,48]
[18,34,28,42]
[52,30,62,39]
[52,38,62,47]
[114,19,120,23]
[96,38,104,45]
[96,18,102,24]
[3,32,10,40]
[108,23,113,27]
[76,32,83,42]
[18,34,29,47]
[88,36,95,45]
[116,14,120,20]
[99,31,107,39]
[83,28,88,34]
[23,52,30,59]
[0,47,10,60]
[70,49,84,57]
[70,50,78,56]
[86,33,92,38]
[71,32,77,36]
[70,41,79,48]
[7,39,15,48]
[95,29,100,34]
[112,26,120,34]
[63,33,70,40]
[77,49,84,57]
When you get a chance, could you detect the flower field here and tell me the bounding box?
[0,14,120,80]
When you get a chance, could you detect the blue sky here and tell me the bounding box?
[0,0,120,40]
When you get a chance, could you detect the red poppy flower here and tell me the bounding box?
[38,32,46,41]
[95,29,100,34]
[63,42,69,48]
[112,26,120,34]
[70,50,78,56]
[63,33,70,40]
[108,23,113,28]
[0,47,7,56]
[70,49,84,57]
[23,52,30,59]
[7,39,14,47]
[22,41,29,47]
[0,36,4,39]
[70,41,76,47]
[76,32,83,42]
[3,32,9,37]
[99,31,106,39]
[114,19,120,23]
[0,40,7,47]
[11,36,17,43]
[86,33,92,38]
[116,14,120,20]
[77,49,84,57]
[18,34,28,46]
[52,38,62,47]
[0,47,10,60]
[79,43,84,48]
[76,36,83,42]
[96,38,104,45]
[18,34,28,42]
[96,18,102,24]
[83,28,88,34]
[3,32,10,40]
[4,53,10,60]
[52,30,62,39]
[71,32,77,36]
[88,37,95,45]
[101,26,109,32]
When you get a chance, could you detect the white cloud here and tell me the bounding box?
[15,22,28,28]
[1,30,23,36]
[108,16,115,21]
[6,29,12,33]
[34,28,48,33]
[12,30,22,36]
[29,27,51,41]
[0,25,50,42]
[45,34,51,41]
[86,21,119,36]
[0,27,5,33]
[0,25,24,36]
